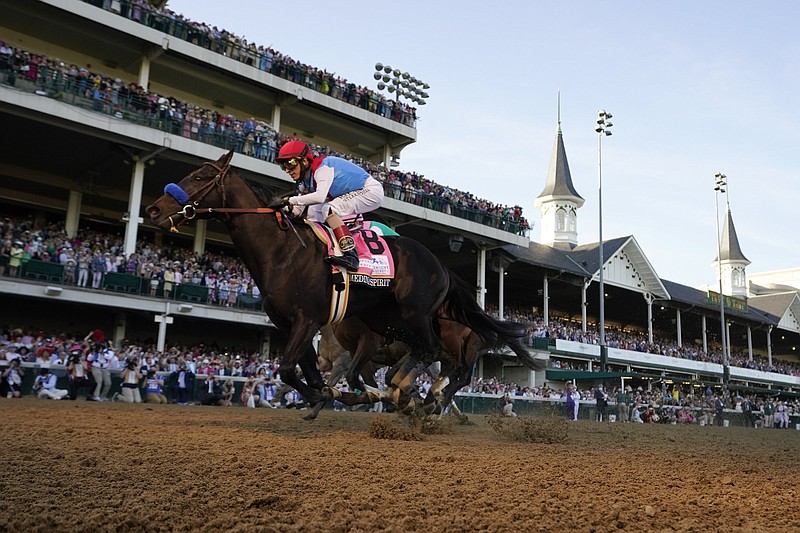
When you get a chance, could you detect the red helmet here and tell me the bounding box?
[276,140,313,163]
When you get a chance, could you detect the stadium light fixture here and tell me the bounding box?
[374,62,430,106]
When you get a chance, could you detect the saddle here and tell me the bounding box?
[306,219,397,283]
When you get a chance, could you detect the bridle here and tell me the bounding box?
[164,161,288,232]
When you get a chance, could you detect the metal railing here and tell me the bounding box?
[1,258,263,311]
[80,0,417,127]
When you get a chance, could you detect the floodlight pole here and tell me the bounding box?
[596,110,613,372]
[714,172,730,393]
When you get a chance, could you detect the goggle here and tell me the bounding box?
[280,158,300,171]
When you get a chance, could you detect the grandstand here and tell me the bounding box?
[1,0,799,401]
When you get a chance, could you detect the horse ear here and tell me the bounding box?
[218,150,235,167]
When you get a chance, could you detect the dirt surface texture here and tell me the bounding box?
[1,398,798,532]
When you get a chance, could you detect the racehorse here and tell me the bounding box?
[146,150,531,418]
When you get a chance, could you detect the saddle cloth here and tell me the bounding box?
[306,220,397,287]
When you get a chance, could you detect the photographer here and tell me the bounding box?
[143,368,168,404]
[32,367,69,400]
[112,357,143,403]
[200,370,223,405]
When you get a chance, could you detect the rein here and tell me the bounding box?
[165,161,290,233]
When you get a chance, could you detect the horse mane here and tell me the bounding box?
[243,179,277,207]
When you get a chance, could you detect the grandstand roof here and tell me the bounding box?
[748,292,800,333]
[659,279,781,326]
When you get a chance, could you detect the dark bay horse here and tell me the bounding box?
[146,150,530,417]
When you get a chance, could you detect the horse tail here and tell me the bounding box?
[441,272,541,369]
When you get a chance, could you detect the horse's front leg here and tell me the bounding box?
[278,320,327,419]
[388,354,423,414]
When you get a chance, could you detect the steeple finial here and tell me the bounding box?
[557,90,561,132]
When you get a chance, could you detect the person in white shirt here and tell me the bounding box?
[85,332,113,401]
[32,367,68,400]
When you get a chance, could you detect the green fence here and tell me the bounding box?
[104,272,143,294]
[22,260,65,283]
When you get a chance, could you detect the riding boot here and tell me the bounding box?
[324,216,360,272]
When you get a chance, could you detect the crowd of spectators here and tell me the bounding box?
[0,213,260,307]
[2,199,800,421]
[3,210,799,381]
[483,304,800,378]
[0,37,529,235]
[84,0,419,127]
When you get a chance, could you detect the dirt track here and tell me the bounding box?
[1,398,798,532]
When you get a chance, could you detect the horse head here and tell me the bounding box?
[146,150,235,232]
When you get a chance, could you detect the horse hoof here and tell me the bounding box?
[302,412,318,421]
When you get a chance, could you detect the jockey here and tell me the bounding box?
[273,140,384,272]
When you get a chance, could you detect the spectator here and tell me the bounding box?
[66,346,91,400]
[2,358,24,398]
[143,368,168,404]
[594,385,608,422]
[200,371,223,405]
[84,329,112,401]
[501,393,517,417]
[615,386,630,423]
[32,367,69,400]
[169,361,194,405]
[565,382,579,421]
[113,356,143,403]
[713,394,725,426]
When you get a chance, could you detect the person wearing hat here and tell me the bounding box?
[32,367,69,400]
[271,140,384,272]
[9,240,24,278]
[84,330,113,401]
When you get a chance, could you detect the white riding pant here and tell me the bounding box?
[306,177,384,223]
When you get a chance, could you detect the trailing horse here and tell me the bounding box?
[146,150,532,418]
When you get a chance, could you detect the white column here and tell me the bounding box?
[193,219,207,256]
[383,145,392,168]
[643,293,654,344]
[767,326,773,365]
[65,190,82,239]
[676,309,683,347]
[475,247,486,309]
[581,280,589,332]
[272,104,282,132]
[138,56,151,90]
[113,313,127,349]
[702,315,708,353]
[725,321,732,361]
[543,274,549,327]
[123,160,146,258]
[155,303,173,353]
[497,266,505,320]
